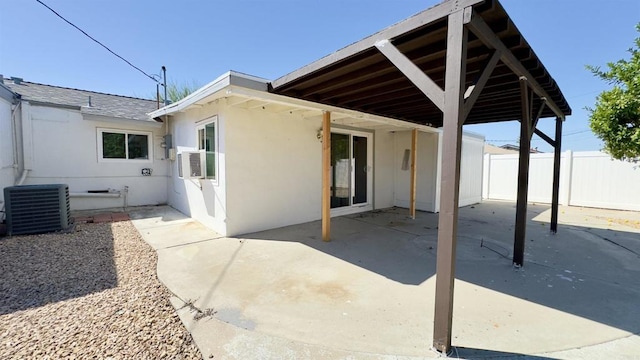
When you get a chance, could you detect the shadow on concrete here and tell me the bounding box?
[242,201,640,336]
[453,346,557,359]
[242,209,438,285]
[0,223,117,315]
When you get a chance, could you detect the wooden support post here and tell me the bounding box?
[410,128,418,219]
[322,111,331,242]
[513,77,531,267]
[433,9,467,354]
[550,117,563,233]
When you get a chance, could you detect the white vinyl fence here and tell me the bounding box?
[482,151,640,211]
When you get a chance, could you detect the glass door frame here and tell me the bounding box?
[330,128,374,217]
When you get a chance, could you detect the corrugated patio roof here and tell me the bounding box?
[270,0,571,128]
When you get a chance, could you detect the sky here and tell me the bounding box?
[1,0,638,152]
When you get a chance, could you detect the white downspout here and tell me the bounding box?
[21,101,33,173]
[16,102,32,186]
[10,102,21,169]
[16,169,29,186]
[1,102,28,221]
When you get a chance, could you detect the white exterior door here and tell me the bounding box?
[330,129,373,216]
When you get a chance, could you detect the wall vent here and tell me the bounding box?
[4,184,71,236]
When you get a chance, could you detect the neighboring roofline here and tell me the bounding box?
[20,99,161,125]
[271,0,484,89]
[148,71,268,118]
[0,82,18,103]
[26,99,82,110]
[9,80,157,103]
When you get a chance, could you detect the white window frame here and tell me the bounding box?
[195,116,218,183]
[97,128,153,163]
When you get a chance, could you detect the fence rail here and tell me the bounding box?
[482,151,640,211]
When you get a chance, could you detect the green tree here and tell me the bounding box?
[586,24,640,162]
[156,80,201,103]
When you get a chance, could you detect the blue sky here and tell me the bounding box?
[1,0,638,152]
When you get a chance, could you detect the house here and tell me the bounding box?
[0,73,483,235]
[1,72,483,237]
[148,71,485,237]
[0,76,168,212]
[484,143,517,154]
[3,0,574,352]
[498,143,543,153]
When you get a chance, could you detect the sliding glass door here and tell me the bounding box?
[330,130,373,214]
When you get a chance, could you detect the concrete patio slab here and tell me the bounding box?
[128,206,223,250]
[129,202,640,359]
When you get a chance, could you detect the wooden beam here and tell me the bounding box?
[271,0,484,90]
[513,77,531,267]
[433,9,467,354]
[466,12,566,120]
[463,49,501,121]
[375,39,445,112]
[533,128,555,147]
[410,128,418,219]
[550,117,563,233]
[531,98,547,133]
[322,111,331,242]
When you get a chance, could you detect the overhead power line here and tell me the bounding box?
[487,129,592,143]
[562,129,591,136]
[35,0,159,84]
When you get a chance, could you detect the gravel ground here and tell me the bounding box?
[0,221,201,359]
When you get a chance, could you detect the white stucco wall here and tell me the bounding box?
[167,96,483,236]
[169,101,412,236]
[224,106,322,236]
[20,104,168,210]
[373,129,395,209]
[166,101,229,235]
[393,131,439,212]
[0,97,15,207]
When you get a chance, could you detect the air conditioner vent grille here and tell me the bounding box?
[178,150,205,179]
[4,184,72,236]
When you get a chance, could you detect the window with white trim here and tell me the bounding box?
[97,128,152,162]
[196,117,217,180]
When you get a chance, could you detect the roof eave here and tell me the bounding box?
[148,71,269,118]
[0,83,19,103]
[82,112,164,128]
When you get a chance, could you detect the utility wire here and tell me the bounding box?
[487,129,592,143]
[35,0,159,84]
[562,129,591,136]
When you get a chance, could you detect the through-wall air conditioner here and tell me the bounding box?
[4,184,72,236]
[178,150,205,179]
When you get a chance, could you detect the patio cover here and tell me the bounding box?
[270,0,571,353]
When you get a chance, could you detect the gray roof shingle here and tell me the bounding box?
[4,79,159,122]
